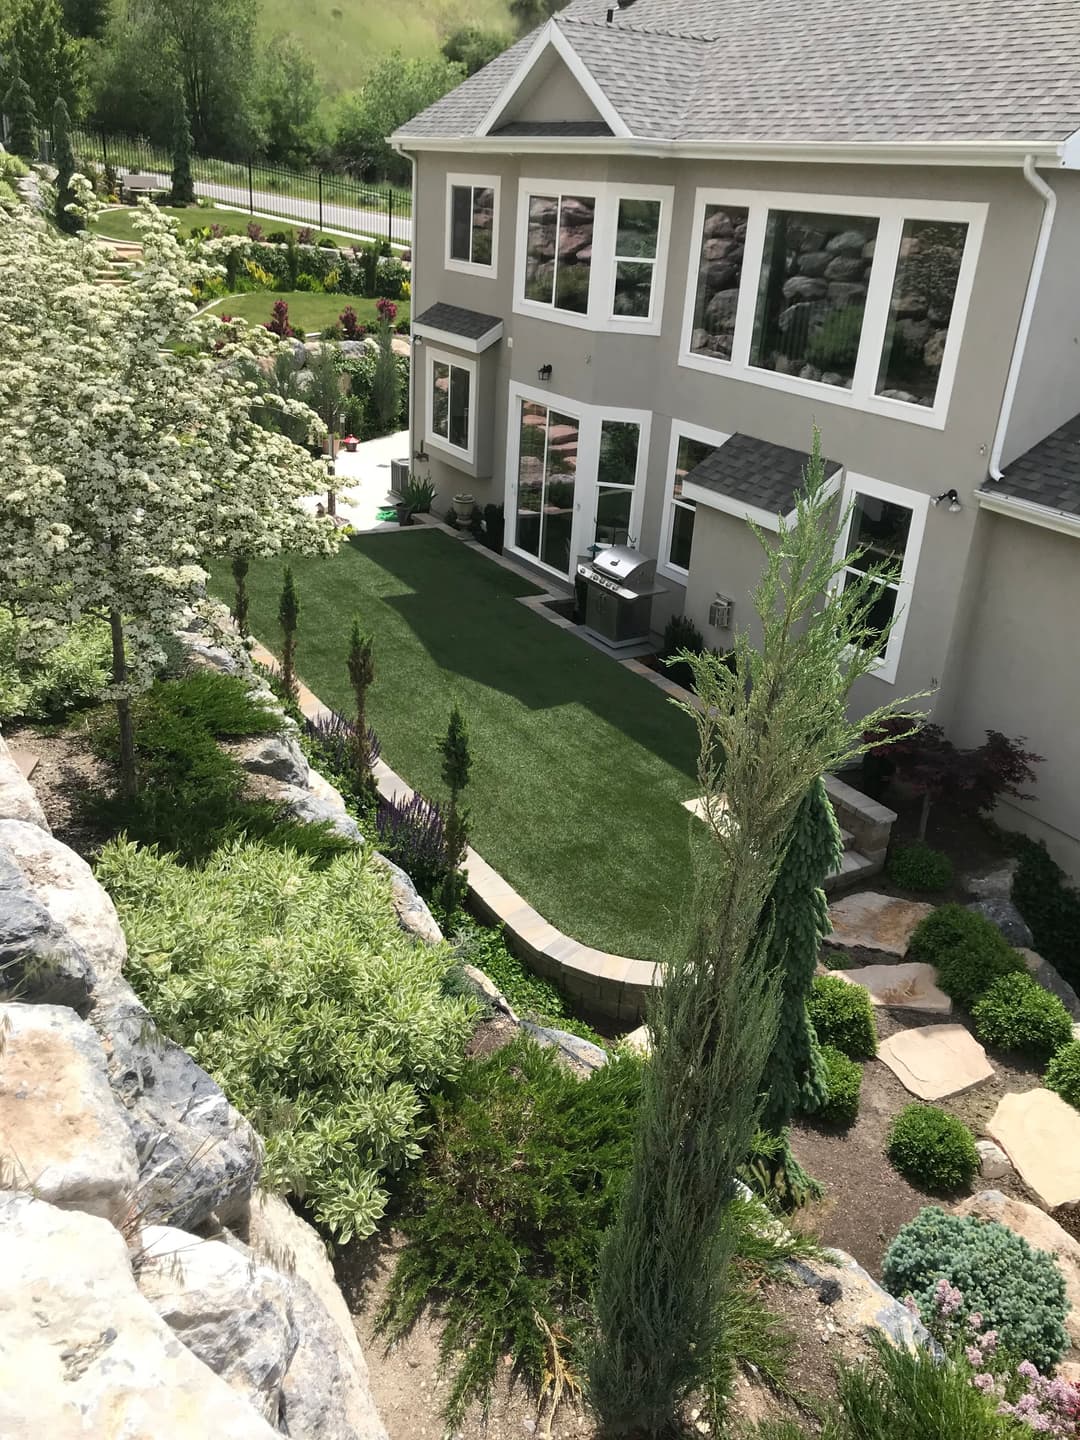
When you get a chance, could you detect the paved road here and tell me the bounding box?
[133,170,412,246]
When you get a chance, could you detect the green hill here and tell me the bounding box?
[258,0,515,93]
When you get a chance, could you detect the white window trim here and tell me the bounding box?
[445,173,501,279]
[657,420,733,583]
[425,348,477,464]
[512,178,674,336]
[678,188,987,431]
[832,471,929,685]
[503,379,651,581]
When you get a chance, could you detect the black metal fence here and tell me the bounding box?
[70,126,411,248]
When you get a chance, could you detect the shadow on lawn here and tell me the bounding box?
[348,531,700,778]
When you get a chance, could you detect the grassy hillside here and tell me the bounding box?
[258,0,515,93]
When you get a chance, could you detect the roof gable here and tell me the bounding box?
[476,21,630,139]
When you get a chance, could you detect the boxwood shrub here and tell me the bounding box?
[971,971,1073,1059]
[816,1044,862,1127]
[886,1103,977,1192]
[886,841,953,893]
[882,1206,1070,1372]
[807,973,877,1058]
[907,904,1025,1007]
[1045,1039,1080,1109]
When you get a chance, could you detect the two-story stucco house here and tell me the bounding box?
[392,0,1080,874]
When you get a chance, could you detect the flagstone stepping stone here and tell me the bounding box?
[878,1024,994,1100]
[988,1088,1080,1210]
[825,892,935,961]
[833,961,951,1014]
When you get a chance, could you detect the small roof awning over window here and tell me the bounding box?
[681,433,843,529]
[413,303,504,354]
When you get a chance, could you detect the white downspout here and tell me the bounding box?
[392,141,420,473]
[988,154,1057,480]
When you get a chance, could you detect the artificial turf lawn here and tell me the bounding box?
[209,531,700,961]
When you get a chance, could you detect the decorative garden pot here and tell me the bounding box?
[453,492,476,522]
[342,435,359,452]
[395,501,414,527]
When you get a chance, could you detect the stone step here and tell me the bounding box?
[839,826,854,847]
[823,848,875,892]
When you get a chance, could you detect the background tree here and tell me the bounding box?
[60,0,112,41]
[278,566,300,700]
[508,0,564,32]
[346,619,375,796]
[441,26,508,76]
[588,438,911,1436]
[753,776,844,1203]
[438,705,472,914]
[255,36,326,166]
[5,0,83,123]
[3,65,38,162]
[0,192,333,795]
[333,52,464,185]
[170,93,195,205]
[306,340,344,515]
[52,98,78,233]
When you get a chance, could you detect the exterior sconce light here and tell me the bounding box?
[932,489,962,513]
[538,363,553,383]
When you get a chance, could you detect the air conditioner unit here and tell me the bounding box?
[390,458,410,493]
[709,594,734,630]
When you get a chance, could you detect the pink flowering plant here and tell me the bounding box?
[375,297,398,325]
[909,1278,1080,1436]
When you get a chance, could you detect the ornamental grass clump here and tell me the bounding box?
[972,971,1074,1060]
[807,973,877,1059]
[97,837,477,1243]
[883,1206,1070,1373]
[886,1104,978,1193]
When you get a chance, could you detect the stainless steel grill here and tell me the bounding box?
[576,545,662,647]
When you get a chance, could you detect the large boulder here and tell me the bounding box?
[988,1088,1080,1211]
[0,1003,138,1223]
[825,892,935,962]
[965,897,1033,949]
[90,982,261,1231]
[234,735,310,790]
[372,854,442,946]
[138,1226,298,1424]
[788,1249,933,1352]
[954,1190,1080,1349]
[0,851,98,1010]
[520,1021,608,1077]
[965,861,1018,901]
[0,1191,280,1438]
[276,784,363,844]
[245,1192,389,1440]
[175,630,240,674]
[1020,947,1080,1019]
[0,735,48,829]
[0,819,126,983]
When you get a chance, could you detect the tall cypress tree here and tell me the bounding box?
[4,62,38,163]
[52,98,78,233]
[278,566,299,699]
[170,94,195,205]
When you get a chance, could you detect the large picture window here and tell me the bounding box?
[515,401,580,573]
[446,175,499,273]
[524,194,595,314]
[594,420,640,547]
[680,189,985,427]
[429,355,472,458]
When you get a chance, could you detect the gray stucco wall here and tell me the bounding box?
[948,509,1080,875]
[999,171,1080,469]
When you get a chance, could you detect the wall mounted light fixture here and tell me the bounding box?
[932,488,962,513]
[537,363,553,383]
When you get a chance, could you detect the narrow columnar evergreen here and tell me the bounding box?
[52,98,78,234]
[438,704,471,912]
[231,555,250,636]
[4,68,38,163]
[372,316,400,435]
[169,94,195,205]
[346,618,375,794]
[278,566,300,699]
[306,341,343,514]
[588,433,915,1436]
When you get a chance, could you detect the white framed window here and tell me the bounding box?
[679,188,986,430]
[514,179,673,335]
[504,380,650,580]
[426,348,476,463]
[833,472,929,684]
[658,421,732,581]
[445,173,500,277]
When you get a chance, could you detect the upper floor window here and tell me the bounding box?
[446,174,500,276]
[515,179,673,334]
[680,189,985,429]
[427,350,474,462]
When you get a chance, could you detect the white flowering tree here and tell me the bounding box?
[0,188,334,794]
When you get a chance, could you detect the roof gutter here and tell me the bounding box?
[987,156,1058,481]
[976,486,1080,541]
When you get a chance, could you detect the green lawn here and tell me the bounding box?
[208,532,700,961]
[209,292,410,335]
[94,205,355,248]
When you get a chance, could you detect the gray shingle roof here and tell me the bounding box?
[982,413,1080,515]
[413,303,503,340]
[395,0,1080,146]
[683,434,842,516]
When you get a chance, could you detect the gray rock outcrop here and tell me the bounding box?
[234,735,311,789]
[277,783,364,843]
[0,734,48,830]
[965,897,1034,948]
[0,850,99,1010]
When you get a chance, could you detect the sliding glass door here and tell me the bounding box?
[515,402,580,576]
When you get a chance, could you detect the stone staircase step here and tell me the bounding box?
[824,848,876,892]
[839,826,854,847]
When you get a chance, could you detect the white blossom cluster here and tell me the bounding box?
[0,183,335,697]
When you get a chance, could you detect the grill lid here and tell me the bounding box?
[589,545,656,590]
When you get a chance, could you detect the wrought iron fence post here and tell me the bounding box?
[387,188,393,247]
[318,171,324,234]
[247,159,254,215]
[100,126,108,170]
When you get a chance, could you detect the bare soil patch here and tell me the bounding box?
[4,720,111,858]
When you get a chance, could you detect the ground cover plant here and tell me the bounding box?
[971,971,1074,1060]
[806,973,877,1058]
[207,531,701,960]
[882,1206,1070,1372]
[886,1104,978,1192]
[97,837,477,1242]
[0,607,110,723]
[886,840,954,892]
